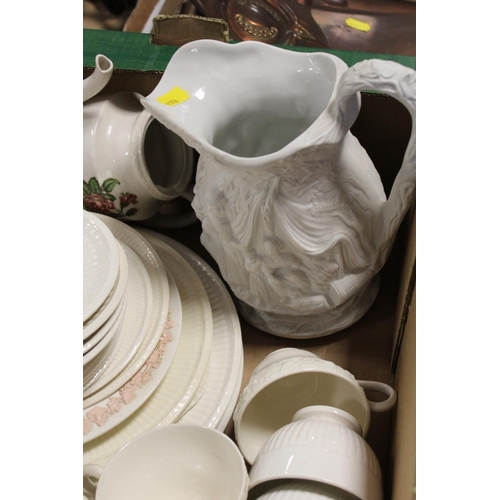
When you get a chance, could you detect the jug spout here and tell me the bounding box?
[83,54,113,102]
[141,40,351,168]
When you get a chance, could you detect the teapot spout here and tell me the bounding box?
[83,54,113,102]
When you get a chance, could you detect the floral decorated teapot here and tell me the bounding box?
[142,40,416,338]
[83,55,197,228]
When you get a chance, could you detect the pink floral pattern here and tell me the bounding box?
[83,177,139,218]
[83,313,174,435]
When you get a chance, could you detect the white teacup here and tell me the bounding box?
[83,91,197,228]
[234,348,397,465]
[255,480,355,500]
[83,424,249,500]
[249,406,383,500]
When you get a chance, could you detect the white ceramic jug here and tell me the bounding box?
[83,55,197,228]
[142,41,416,337]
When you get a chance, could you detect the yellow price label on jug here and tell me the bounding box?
[345,17,371,32]
[157,86,190,106]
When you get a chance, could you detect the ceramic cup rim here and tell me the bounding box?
[234,353,371,464]
[248,419,383,500]
[89,424,248,500]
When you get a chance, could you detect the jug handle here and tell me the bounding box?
[83,54,114,102]
[331,59,416,261]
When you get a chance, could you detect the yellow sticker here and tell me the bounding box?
[157,86,190,106]
[345,17,371,32]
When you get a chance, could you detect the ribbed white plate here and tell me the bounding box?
[83,238,129,341]
[82,216,169,406]
[83,211,120,322]
[83,241,128,354]
[216,353,244,433]
[83,241,153,402]
[83,295,128,392]
[83,267,182,443]
[83,235,212,464]
[83,295,126,366]
[148,233,244,431]
[83,292,126,355]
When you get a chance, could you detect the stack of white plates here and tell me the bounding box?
[82,210,176,421]
[83,214,244,469]
[83,212,127,390]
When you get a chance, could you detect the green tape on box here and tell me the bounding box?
[83,28,415,73]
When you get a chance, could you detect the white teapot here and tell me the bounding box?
[83,55,197,228]
[142,41,416,337]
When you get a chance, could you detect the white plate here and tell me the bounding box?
[83,211,120,321]
[83,235,212,462]
[83,241,153,401]
[83,267,182,443]
[83,296,128,392]
[83,295,126,366]
[83,289,126,355]
[82,216,169,406]
[83,239,129,341]
[215,351,244,433]
[150,233,244,431]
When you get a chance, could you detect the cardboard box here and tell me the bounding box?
[83,28,416,500]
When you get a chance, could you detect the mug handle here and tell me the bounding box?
[330,59,416,265]
[358,380,397,413]
[83,464,103,500]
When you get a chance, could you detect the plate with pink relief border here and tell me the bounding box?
[150,233,244,432]
[83,266,182,443]
[82,241,153,400]
[82,215,170,406]
[83,236,213,461]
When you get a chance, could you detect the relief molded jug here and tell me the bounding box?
[142,41,416,338]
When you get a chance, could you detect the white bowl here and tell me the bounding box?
[83,211,120,321]
[234,348,396,465]
[255,480,355,500]
[249,406,383,500]
[83,424,248,500]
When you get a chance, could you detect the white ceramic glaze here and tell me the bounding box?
[83,241,154,402]
[83,211,120,322]
[249,406,383,500]
[83,296,127,392]
[255,480,355,500]
[83,293,127,361]
[82,215,169,405]
[83,239,129,341]
[83,235,212,464]
[83,267,181,443]
[83,424,248,500]
[83,292,125,355]
[233,348,396,464]
[143,231,244,431]
[217,348,245,433]
[83,54,113,102]
[83,90,196,226]
[142,40,416,337]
